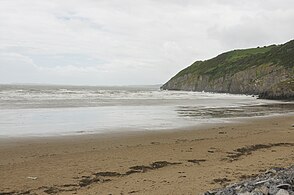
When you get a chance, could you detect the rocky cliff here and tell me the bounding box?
[161,40,294,100]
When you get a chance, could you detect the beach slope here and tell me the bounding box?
[0,114,294,194]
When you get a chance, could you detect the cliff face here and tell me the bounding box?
[161,40,294,100]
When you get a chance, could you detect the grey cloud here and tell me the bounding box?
[0,0,293,85]
[207,8,294,49]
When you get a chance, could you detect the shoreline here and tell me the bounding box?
[0,110,293,140]
[0,114,294,194]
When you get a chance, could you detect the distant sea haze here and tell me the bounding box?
[0,84,292,137]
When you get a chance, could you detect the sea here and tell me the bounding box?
[0,84,293,137]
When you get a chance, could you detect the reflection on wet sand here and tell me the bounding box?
[176,103,294,119]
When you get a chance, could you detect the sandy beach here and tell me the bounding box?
[0,114,294,195]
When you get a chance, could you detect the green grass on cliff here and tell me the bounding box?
[173,40,294,80]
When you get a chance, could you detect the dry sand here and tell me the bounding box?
[0,114,294,195]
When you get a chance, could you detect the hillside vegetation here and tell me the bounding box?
[161,40,294,100]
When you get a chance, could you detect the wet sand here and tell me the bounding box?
[0,114,294,195]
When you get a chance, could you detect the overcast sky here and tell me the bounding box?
[0,0,293,86]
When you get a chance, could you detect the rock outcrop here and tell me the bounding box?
[204,165,294,195]
[161,40,294,100]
